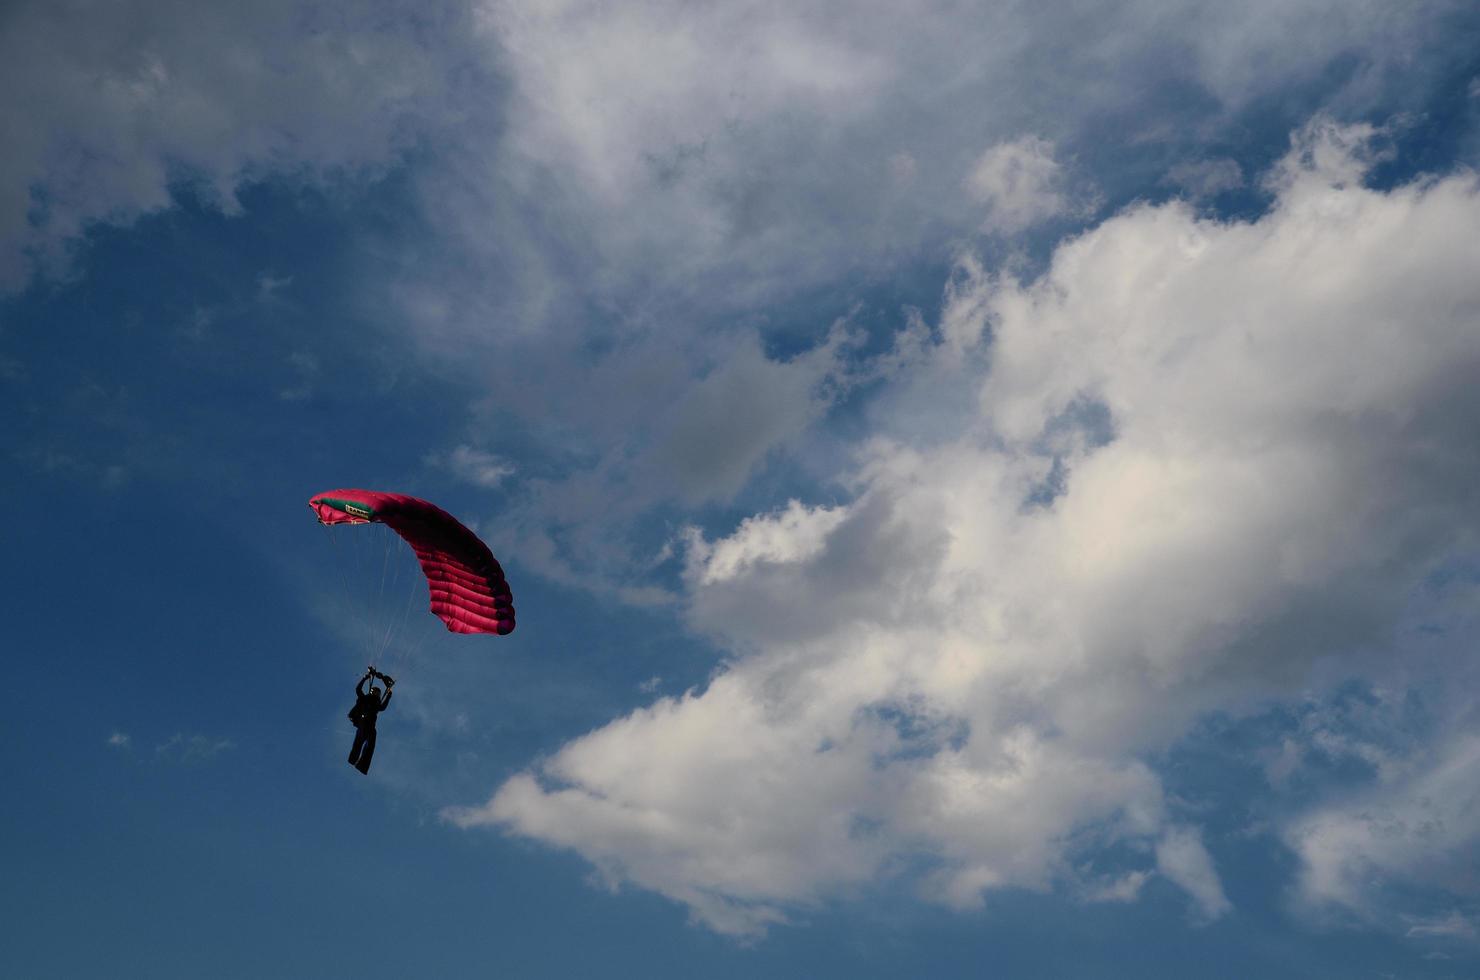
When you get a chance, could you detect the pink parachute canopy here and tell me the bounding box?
[309,489,515,636]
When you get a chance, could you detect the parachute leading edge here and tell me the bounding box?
[309,489,516,636]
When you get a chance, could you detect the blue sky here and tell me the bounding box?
[4,1,1480,976]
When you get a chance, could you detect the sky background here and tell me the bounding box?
[4,1,1480,977]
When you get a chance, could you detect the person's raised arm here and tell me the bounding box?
[357,674,370,697]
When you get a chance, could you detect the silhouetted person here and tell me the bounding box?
[347,668,393,774]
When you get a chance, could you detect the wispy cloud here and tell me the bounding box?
[279,351,319,402]
[1286,732,1480,926]
[1406,911,1479,942]
[155,733,235,764]
[256,273,293,299]
[1164,158,1245,198]
[0,0,474,291]
[1156,827,1232,923]
[421,0,1465,336]
[426,445,516,489]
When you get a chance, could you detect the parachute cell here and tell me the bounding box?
[308,489,515,636]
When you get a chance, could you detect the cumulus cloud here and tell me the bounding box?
[15,0,1477,939]
[684,500,849,586]
[446,121,1480,935]
[363,3,1479,623]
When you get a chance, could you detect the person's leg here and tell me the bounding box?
[355,728,377,774]
[349,726,368,766]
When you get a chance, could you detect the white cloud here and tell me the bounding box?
[5,0,1463,314]
[279,350,319,402]
[0,0,469,290]
[257,273,293,299]
[1156,827,1232,922]
[448,122,1480,934]
[430,445,516,489]
[14,0,1476,939]
[107,732,131,749]
[638,328,854,506]
[1077,870,1150,904]
[477,0,885,205]
[966,137,1070,233]
[685,500,849,586]
[371,0,1472,353]
[368,4,1478,631]
[1258,686,1426,792]
[1406,911,1479,941]
[155,733,235,763]
[1286,734,1480,922]
[483,325,858,599]
[1164,158,1245,198]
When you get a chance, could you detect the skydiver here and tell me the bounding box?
[347,667,394,775]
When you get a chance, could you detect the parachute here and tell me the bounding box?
[308,489,515,636]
